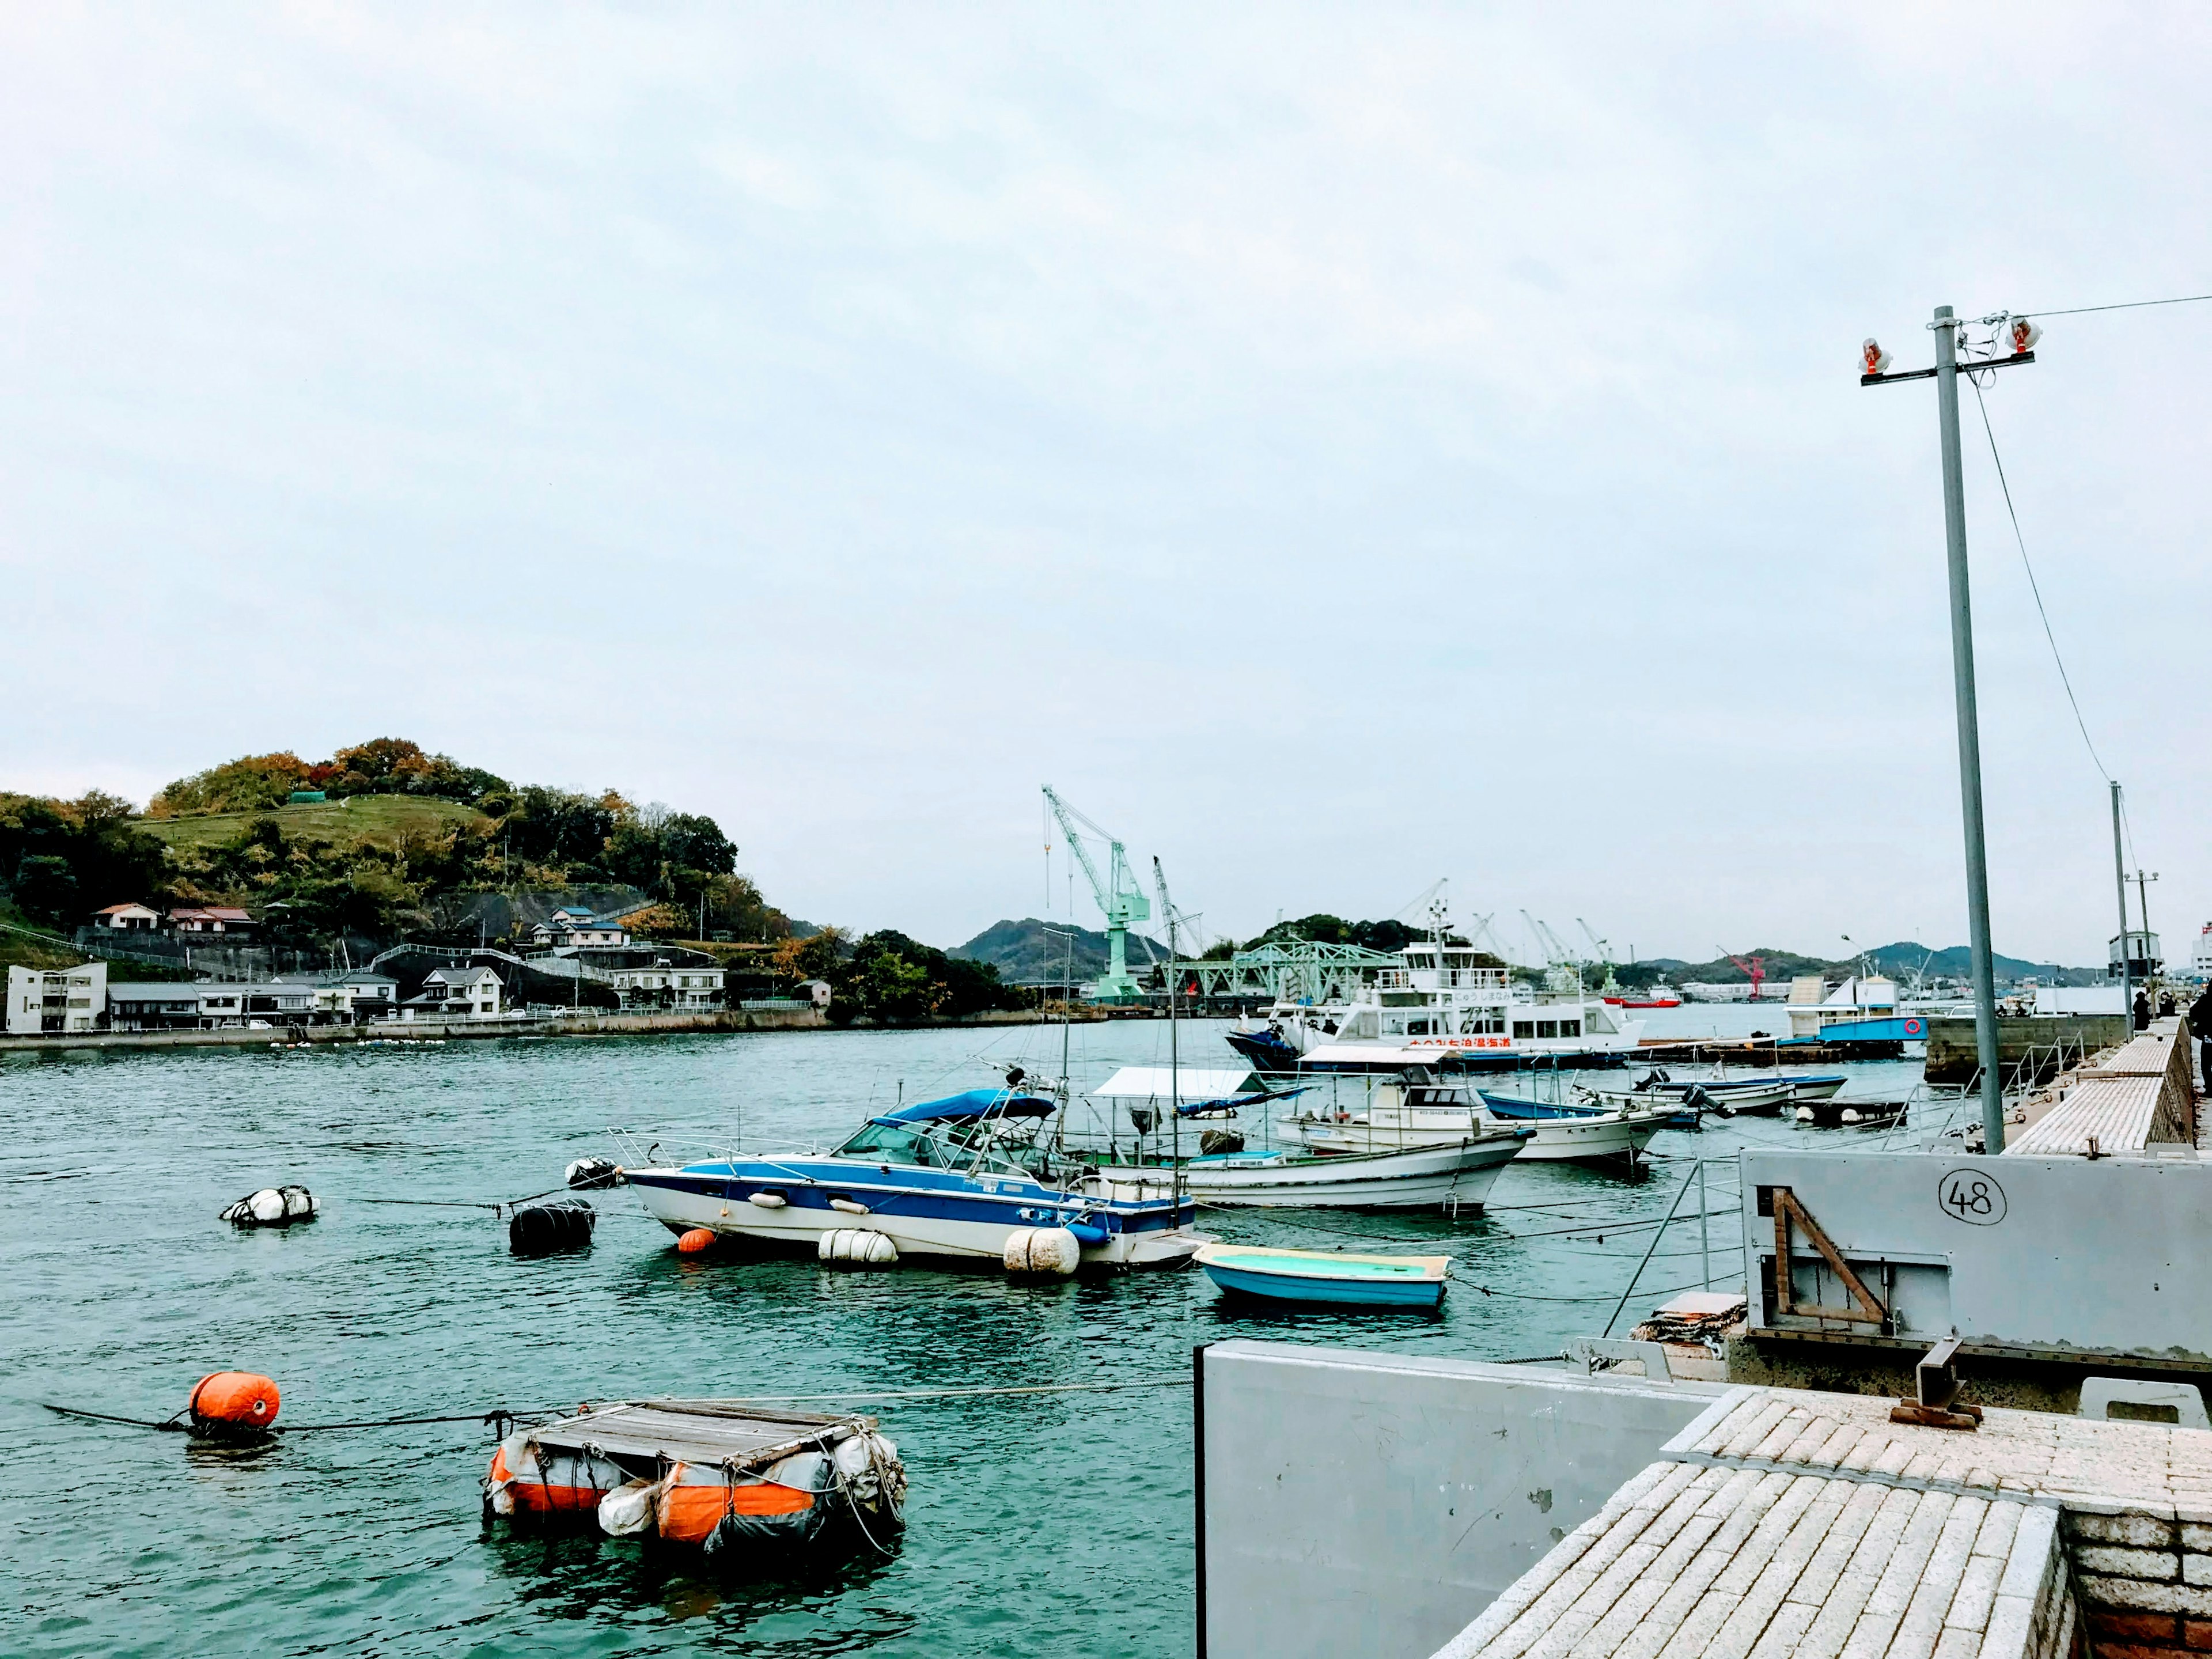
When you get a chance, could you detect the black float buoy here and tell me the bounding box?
[564,1157,624,1191]
[509,1198,596,1256]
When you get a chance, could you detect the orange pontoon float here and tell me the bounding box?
[486,1399,904,1556]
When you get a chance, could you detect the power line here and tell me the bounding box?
[1965,376,2111,783]
[2011,291,2212,320]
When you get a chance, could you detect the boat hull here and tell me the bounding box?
[1197,1255,1446,1308]
[1093,1135,1522,1211]
[627,1160,1202,1268]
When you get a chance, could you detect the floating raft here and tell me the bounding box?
[487,1399,904,1554]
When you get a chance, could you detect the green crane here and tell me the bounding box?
[1041,785,1152,1005]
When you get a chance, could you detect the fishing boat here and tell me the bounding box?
[1577,1068,1844,1116]
[1471,1090,1674,1162]
[618,1089,1205,1269]
[1193,1242,1449,1308]
[1089,1130,1527,1211]
[1280,1072,1676,1163]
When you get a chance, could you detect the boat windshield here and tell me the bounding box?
[834,1122,950,1167]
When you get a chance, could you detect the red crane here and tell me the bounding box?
[1721,950,1767,1001]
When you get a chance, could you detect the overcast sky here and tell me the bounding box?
[4,6,2206,966]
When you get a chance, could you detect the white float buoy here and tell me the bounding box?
[748,1192,788,1209]
[1002,1226,1080,1277]
[219,1185,319,1228]
[818,1229,897,1266]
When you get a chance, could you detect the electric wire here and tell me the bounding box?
[2008,291,2212,321]
[1965,376,2111,783]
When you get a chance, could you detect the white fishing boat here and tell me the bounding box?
[1469,1090,1673,1162]
[1089,1131,1528,1211]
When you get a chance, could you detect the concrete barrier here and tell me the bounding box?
[1199,1341,1724,1659]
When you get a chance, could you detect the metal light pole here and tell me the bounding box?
[1931,305,2006,1153]
[2113,782,2133,1019]
[1863,305,2037,1154]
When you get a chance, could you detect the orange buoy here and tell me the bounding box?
[190,1371,281,1433]
[676,1228,716,1255]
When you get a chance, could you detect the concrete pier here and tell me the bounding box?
[1427,1381,2212,1658]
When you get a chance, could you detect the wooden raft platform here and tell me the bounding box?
[1430,1383,2212,1659]
[527,1401,876,1471]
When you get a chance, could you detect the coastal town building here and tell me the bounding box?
[90,902,162,931]
[400,965,506,1020]
[529,909,630,949]
[168,906,256,937]
[6,963,109,1035]
[106,982,214,1031]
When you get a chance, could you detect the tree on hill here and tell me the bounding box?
[0,791,165,926]
[824,929,1038,1024]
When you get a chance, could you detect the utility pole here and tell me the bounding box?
[1862,305,2039,1154]
[2113,782,2132,1020]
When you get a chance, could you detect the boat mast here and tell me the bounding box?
[1156,857,1183,1207]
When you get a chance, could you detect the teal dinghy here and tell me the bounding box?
[1194,1242,1449,1308]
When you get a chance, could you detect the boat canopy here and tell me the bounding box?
[875,1088,1056,1126]
[1093,1066,1263,1100]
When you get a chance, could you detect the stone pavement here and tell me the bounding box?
[1432,1381,2212,1658]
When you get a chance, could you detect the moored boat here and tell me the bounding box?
[1194,1242,1449,1308]
[1471,1090,1673,1162]
[619,1088,1205,1270]
[1090,1130,1526,1211]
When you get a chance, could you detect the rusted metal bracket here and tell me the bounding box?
[1769,1186,1887,1325]
[1889,1336,1983,1431]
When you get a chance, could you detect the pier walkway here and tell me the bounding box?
[1433,1382,2212,1659]
[2007,1017,2197,1160]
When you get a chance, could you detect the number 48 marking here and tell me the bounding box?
[1937,1171,2007,1226]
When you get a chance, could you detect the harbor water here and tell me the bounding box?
[2,1011,1936,1657]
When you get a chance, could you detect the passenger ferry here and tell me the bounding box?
[1227,933,1648,1072]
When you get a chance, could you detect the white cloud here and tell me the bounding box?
[1,3,2204,962]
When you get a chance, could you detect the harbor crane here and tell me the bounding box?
[1577,919,1613,968]
[1521,912,1577,969]
[1041,786,1152,1005]
[1719,949,1768,1001]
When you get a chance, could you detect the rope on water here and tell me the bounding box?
[41,1378,1197,1437]
[349,1184,573,1218]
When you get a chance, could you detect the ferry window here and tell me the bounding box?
[1559,1020,1581,1038]
[1407,1019,1431,1036]
[1513,1021,1535,1039]
[1536,1020,1559,1039]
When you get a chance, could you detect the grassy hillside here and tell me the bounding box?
[140,794,488,852]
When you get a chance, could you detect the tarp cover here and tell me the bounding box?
[878,1088,1056,1124]
[1092,1066,1263,1100]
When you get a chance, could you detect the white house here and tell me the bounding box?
[169,906,255,936]
[90,903,161,931]
[300,973,400,1021]
[593,956,724,1011]
[401,966,506,1020]
[6,963,108,1035]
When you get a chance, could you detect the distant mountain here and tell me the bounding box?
[1656,942,2101,988]
[1861,942,2101,987]
[952,917,1164,984]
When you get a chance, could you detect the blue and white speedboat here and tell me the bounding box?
[619,1088,1205,1270]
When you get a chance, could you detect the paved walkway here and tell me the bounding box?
[1433,1382,2212,1658]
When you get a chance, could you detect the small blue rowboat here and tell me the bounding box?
[1194,1242,1450,1308]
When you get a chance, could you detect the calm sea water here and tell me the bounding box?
[1,1011,1934,1657]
